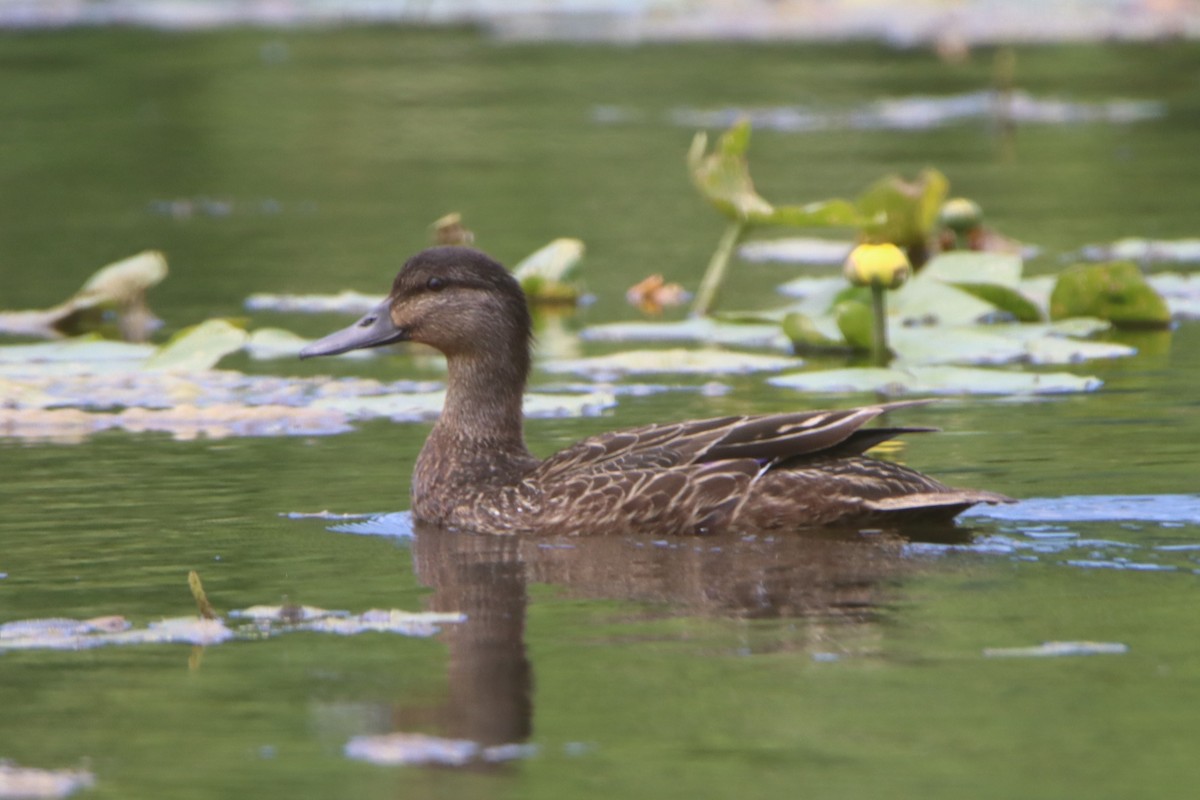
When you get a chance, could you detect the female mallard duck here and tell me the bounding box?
[301,247,1009,535]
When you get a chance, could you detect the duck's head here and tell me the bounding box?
[299,246,532,362]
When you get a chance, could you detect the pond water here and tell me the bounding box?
[2,28,1199,799]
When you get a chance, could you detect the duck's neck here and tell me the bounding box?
[413,346,535,509]
[437,350,529,448]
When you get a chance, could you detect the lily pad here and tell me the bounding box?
[345,733,534,767]
[983,641,1128,658]
[1147,272,1200,319]
[581,317,792,351]
[244,289,384,315]
[542,348,799,379]
[768,365,1102,395]
[1077,237,1200,264]
[0,607,463,652]
[0,762,96,799]
[312,390,616,422]
[739,237,854,265]
[889,323,1135,366]
[144,319,249,372]
[1050,261,1171,329]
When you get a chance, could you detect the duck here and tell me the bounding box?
[300,246,1010,536]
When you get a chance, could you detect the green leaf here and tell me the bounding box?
[858,168,950,248]
[687,121,863,227]
[781,312,846,351]
[511,238,585,284]
[834,301,874,350]
[1050,261,1171,329]
[922,251,1023,285]
[687,121,773,222]
[144,319,248,372]
[761,199,867,228]
[947,282,1044,322]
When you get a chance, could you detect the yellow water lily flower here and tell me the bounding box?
[843,243,911,290]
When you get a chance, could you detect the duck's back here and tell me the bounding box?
[481,403,1008,536]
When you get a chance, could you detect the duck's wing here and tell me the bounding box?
[532,400,935,481]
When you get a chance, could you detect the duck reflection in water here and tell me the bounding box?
[361,518,972,769]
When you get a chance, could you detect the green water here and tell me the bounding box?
[2,28,1200,799]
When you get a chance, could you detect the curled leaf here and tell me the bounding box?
[1050,261,1171,329]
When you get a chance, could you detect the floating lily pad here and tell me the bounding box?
[345,733,535,767]
[889,323,1134,366]
[0,607,463,652]
[542,348,799,379]
[1078,237,1200,264]
[0,762,96,799]
[581,317,791,351]
[144,319,249,372]
[738,237,854,265]
[312,390,616,422]
[668,92,1164,133]
[768,365,1102,395]
[1147,272,1200,319]
[244,290,384,315]
[983,641,1128,658]
[1050,261,1171,329]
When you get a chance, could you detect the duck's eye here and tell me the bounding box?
[426,276,447,292]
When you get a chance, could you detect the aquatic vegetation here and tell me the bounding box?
[626,274,689,314]
[685,119,863,316]
[1050,261,1172,329]
[0,251,167,342]
[1,572,464,652]
[841,242,912,365]
[0,329,613,441]
[857,169,948,269]
[1076,237,1200,264]
[662,91,1165,134]
[345,733,535,767]
[0,761,94,799]
[510,238,586,303]
[541,348,798,379]
[767,365,1102,396]
[982,641,1128,658]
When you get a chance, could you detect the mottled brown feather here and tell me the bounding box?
[303,247,1012,535]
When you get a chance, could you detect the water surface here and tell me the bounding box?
[2,28,1199,799]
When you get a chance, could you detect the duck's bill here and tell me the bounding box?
[299,300,409,359]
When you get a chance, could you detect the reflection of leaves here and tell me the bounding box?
[1050,261,1171,329]
[687,121,864,227]
[858,169,949,248]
